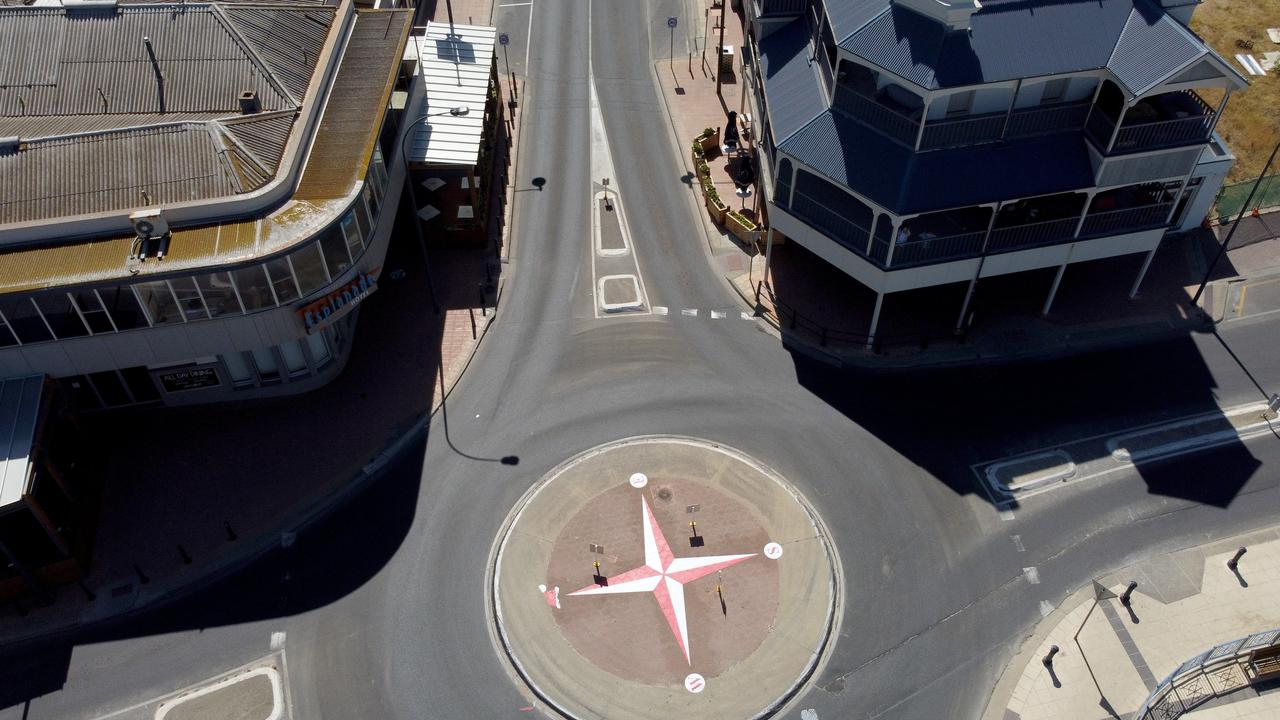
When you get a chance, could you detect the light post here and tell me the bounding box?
[400,105,470,315]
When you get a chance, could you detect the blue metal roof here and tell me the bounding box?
[831,0,1228,93]
[758,19,830,144]
[825,0,892,42]
[780,110,1095,214]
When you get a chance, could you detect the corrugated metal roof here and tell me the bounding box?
[757,18,828,145]
[222,110,297,171]
[407,21,495,167]
[780,110,911,210]
[0,7,411,294]
[0,375,43,510]
[825,0,891,42]
[219,5,335,103]
[1107,7,1205,96]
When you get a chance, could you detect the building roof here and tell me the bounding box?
[0,1,335,229]
[0,7,411,294]
[780,108,1096,214]
[0,375,44,510]
[406,21,495,167]
[757,18,829,145]
[832,0,1247,94]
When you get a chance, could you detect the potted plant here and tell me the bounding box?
[724,209,758,244]
[698,127,720,155]
[703,178,727,224]
[691,139,705,166]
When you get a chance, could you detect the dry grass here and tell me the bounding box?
[1190,0,1280,183]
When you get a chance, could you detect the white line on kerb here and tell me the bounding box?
[710,310,726,319]
[681,308,698,317]
[653,306,669,315]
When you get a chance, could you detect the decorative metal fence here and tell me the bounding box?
[1215,174,1280,221]
[1133,628,1280,720]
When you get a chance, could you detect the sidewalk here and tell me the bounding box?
[652,7,1280,370]
[0,0,517,647]
[985,529,1280,720]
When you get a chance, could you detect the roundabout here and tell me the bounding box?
[489,437,841,719]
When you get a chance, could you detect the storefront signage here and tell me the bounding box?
[158,366,221,393]
[298,271,379,334]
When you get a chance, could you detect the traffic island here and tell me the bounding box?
[488,436,841,719]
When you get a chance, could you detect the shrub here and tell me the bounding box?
[700,127,716,139]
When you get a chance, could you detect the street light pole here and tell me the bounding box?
[1190,140,1280,309]
[400,106,470,315]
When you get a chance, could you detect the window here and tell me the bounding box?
[263,256,301,305]
[775,159,794,209]
[0,296,52,344]
[279,340,309,376]
[291,242,330,296]
[1040,79,1069,105]
[0,312,17,347]
[70,290,116,334]
[305,332,332,367]
[231,266,276,312]
[370,146,389,203]
[250,347,280,382]
[120,366,160,403]
[317,226,353,279]
[220,352,254,387]
[363,181,380,220]
[88,371,131,406]
[341,211,364,261]
[32,292,90,338]
[98,285,150,330]
[354,192,373,242]
[132,281,183,324]
[946,91,975,117]
[167,278,209,322]
[194,273,243,317]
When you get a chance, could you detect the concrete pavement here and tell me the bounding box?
[986,528,1280,720]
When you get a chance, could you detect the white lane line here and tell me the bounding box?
[270,631,286,650]
[1039,600,1054,618]
[1011,534,1025,552]
[499,1,532,6]
[998,507,1016,522]
[740,311,754,320]
[653,306,669,315]
[681,308,698,317]
[1023,566,1040,585]
[524,1,534,72]
[710,310,726,319]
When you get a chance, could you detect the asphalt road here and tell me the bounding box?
[3,1,1278,719]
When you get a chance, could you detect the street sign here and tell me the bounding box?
[499,32,509,46]
[667,16,678,28]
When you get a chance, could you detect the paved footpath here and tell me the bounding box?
[985,528,1280,720]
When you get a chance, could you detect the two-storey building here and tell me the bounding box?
[743,0,1248,341]
[0,0,413,408]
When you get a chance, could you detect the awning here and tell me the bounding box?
[405,21,496,167]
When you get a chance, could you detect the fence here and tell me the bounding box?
[1133,628,1280,720]
[1215,173,1280,221]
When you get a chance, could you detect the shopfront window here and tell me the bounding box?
[33,292,90,339]
[305,332,332,367]
[279,340,308,376]
[168,277,209,322]
[69,290,117,334]
[317,225,353,279]
[264,256,300,304]
[251,347,280,382]
[194,272,244,318]
[0,297,51,344]
[231,266,276,312]
[98,285,150,330]
[133,281,183,324]
[220,352,254,387]
[341,211,364,260]
[291,242,330,296]
[0,312,17,347]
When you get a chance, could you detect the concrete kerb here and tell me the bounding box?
[499,75,529,266]
[979,524,1280,720]
[484,435,845,720]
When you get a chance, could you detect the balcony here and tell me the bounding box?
[919,111,1005,151]
[789,189,873,259]
[1004,100,1092,140]
[832,88,921,147]
[889,230,986,268]
[1079,202,1172,237]
[1086,90,1215,155]
[987,217,1080,254]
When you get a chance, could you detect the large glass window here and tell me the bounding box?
[231,266,276,312]
[168,278,209,322]
[370,146,389,202]
[279,340,308,376]
[0,312,17,347]
[354,192,373,242]
[305,332,332,367]
[194,272,243,318]
[132,281,183,324]
[99,285,150,330]
[264,256,300,305]
[363,181,380,220]
[0,296,51,344]
[70,290,116,334]
[32,292,90,339]
[119,366,160,403]
[88,370,131,406]
[291,242,330,296]
[220,352,254,387]
[317,226,353,279]
[340,211,364,261]
[251,347,280,382]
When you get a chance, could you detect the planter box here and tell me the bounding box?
[725,211,759,244]
[705,193,727,225]
[698,130,721,155]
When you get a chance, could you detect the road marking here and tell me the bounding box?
[681,308,698,316]
[801,710,819,720]
[270,631,286,650]
[1011,534,1025,552]
[1039,600,1054,618]
[653,305,668,315]
[998,507,1016,522]
[629,472,648,488]
[763,542,783,559]
[684,673,706,693]
[155,667,283,720]
[1023,566,1040,585]
[741,311,754,320]
[710,310,726,319]
[498,1,532,6]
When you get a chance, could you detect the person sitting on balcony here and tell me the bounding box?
[896,227,913,245]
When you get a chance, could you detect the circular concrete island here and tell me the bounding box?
[489,437,840,720]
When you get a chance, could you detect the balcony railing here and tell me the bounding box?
[919,111,1005,150]
[987,217,1080,254]
[1005,100,1092,140]
[789,190,873,258]
[889,230,987,268]
[1112,115,1214,153]
[832,89,921,147]
[754,0,807,16]
[1079,202,1172,237]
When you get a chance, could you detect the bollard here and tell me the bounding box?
[224,521,238,542]
[1228,546,1247,570]
[178,544,192,565]
[1042,645,1060,666]
[1120,580,1138,606]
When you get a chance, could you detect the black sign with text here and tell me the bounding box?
[158,366,221,393]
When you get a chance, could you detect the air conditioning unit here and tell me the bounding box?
[129,208,169,240]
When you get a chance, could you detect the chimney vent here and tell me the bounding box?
[239,90,261,115]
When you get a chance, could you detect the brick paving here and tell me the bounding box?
[986,529,1280,720]
[0,0,513,644]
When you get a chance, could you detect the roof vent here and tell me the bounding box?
[239,91,261,115]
